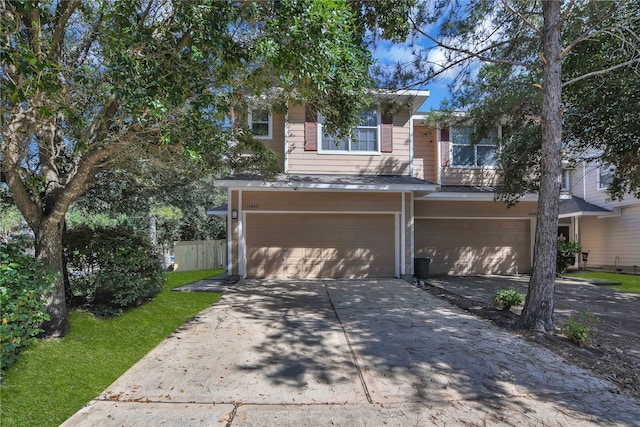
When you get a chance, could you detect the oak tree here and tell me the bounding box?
[1,0,412,336]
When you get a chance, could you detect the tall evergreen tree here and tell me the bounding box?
[400,0,640,332]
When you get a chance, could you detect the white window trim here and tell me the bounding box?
[317,110,382,155]
[248,108,273,140]
[597,166,614,191]
[449,126,500,169]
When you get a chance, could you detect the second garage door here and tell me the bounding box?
[246,213,395,279]
[415,218,531,275]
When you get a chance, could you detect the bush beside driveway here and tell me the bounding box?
[427,275,640,400]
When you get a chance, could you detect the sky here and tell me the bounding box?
[371,39,455,113]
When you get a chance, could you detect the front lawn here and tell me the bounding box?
[565,271,640,294]
[0,269,223,427]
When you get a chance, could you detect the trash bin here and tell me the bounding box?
[414,257,430,281]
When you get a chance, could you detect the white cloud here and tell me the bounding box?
[372,41,415,65]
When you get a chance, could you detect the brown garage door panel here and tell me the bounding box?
[415,219,531,275]
[246,214,395,279]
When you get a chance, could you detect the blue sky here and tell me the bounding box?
[371,39,454,113]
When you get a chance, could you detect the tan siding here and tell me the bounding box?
[413,126,437,182]
[241,190,401,212]
[441,168,500,186]
[286,104,412,175]
[580,205,640,269]
[414,200,538,218]
[415,218,531,275]
[569,163,585,198]
[581,160,639,209]
[260,112,285,171]
[246,213,395,278]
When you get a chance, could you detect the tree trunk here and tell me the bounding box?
[521,0,563,333]
[35,216,69,337]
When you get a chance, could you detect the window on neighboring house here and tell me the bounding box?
[450,126,499,167]
[561,169,571,191]
[320,108,379,153]
[598,166,614,190]
[248,109,272,139]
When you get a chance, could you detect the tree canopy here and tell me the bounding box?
[1,0,414,336]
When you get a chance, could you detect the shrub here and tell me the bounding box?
[492,287,525,311]
[64,226,165,315]
[560,311,599,346]
[557,238,582,274]
[0,243,56,380]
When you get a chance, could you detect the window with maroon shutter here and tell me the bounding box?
[380,113,393,153]
[304,107,317,151]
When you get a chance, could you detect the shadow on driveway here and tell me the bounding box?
[63,278,640,426]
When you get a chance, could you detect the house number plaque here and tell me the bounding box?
[246,204,259,209]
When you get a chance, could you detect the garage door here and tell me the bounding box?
[415,219,531,275]
[246,213,395,279]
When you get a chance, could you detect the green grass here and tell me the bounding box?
[565,271,640,294]
[0,268,223,427]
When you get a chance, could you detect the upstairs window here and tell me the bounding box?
[450,126,498,167]
[248,109,272,139]
[320,108,379,153]
[561,169,571,191]
[598,166,614,190]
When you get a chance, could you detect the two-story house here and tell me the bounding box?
[213,91,543,279]
[558,159,640,272]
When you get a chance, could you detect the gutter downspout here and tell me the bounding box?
[284,105,289,173]
[409,116,414,177]
[437,128,442,185]
[227,188,232,274]
[582,160,587,199]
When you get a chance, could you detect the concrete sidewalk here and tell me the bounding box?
[62,279,640,426]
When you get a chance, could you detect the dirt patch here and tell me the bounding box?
[421,283,640,401]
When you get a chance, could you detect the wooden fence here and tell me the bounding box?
[173,240,227,271]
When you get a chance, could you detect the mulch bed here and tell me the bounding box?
[420,283,640,401]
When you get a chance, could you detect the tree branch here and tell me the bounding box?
[86,93,120,144]
[24,4,41,57]
[412,21,540,70]
[563,57,640,87]
[559,3,622,59]
[558,0,576,30]
[2,109,43,229]
[177,29,192,51]
[50,0,80,60]
[501,0,542,35]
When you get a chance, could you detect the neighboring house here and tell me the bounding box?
[559,160,640,272]
[213,90,543,279]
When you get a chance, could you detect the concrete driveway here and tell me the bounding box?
[429,275,640,365]
[62,279,640,426]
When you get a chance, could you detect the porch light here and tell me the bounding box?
[232,209,238,219]
[581,251,589,270]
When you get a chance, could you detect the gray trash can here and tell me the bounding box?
[414,257,430,281]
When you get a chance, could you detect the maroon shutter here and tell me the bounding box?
[380,113,393,153]
[440,127,450,142]
[441,127,451,167]
[304,107,317,151]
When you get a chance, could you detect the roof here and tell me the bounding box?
[207,203,228,216]
[558,196,611,218]
[417,185,538,201]
[214,174,439,192]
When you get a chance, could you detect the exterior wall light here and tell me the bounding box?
[232,209,238,219]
